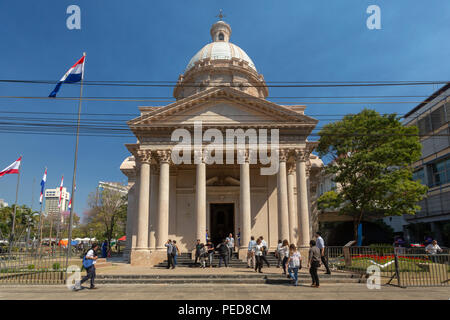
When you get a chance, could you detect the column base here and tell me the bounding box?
[238,248,248,261]
[130,249,152,266]
[298,246,310,264]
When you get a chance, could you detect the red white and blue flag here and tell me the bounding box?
[0,156,22,177]
[58,175,64,208]
[39,167,47,204]
[49,55,85,97]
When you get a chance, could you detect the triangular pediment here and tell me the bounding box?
[128,87,318,128]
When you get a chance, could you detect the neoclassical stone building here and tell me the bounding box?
[120,19,323,265]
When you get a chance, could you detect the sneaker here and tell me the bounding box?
[88,286,98,290]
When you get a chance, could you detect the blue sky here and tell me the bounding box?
[0,0,449,219]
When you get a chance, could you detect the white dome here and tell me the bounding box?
[186,42,257,72]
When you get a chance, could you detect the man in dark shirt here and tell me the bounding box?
[216,239,229,267]
[308,240,321,288]
[194,239,202,266]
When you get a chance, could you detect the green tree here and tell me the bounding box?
[85,187,127,249]
[0,205,38,242]
[316,109,428,241]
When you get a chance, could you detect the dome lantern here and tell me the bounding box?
[210,20,231,42]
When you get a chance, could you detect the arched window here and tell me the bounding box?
[218,33,224,41]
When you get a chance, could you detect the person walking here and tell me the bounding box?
[254,238,264,273]
[275,240,282,268]
[247,236,256,268]
[207,240,214,268]
[75,243,99,290]
[165,239,175,269]
[315,232,331,274]
[226,233,234,261]
[194,239,202,266]
[308,240,321,288]
[172,240,180,267]
[216,239,229,267]
[101,240,108,258]
[280,239,289,276]
[259,236,270,267]
[286,244,301,286]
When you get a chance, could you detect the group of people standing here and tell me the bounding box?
[194,232,237,268]
[246,232,331,287]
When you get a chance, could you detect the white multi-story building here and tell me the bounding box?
[44,187,70,217]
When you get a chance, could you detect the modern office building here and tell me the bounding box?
[402,83,450,245]
[44,187,70,218]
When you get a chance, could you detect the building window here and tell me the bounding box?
[431,158,450,186]
[218,33,224,40]
[412,168,425,185]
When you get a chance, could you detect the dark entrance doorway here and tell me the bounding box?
[209,203,234,246]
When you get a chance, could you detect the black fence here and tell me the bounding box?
[327,246,449,287]
[0,247,84,285]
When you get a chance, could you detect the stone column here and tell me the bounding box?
[296,149,310,247]
[130,150,151,265]
[135,151,151,250]
[148,166,159,250]
[287,162,298,245]
[156,150,171,250]
[124,175,136,261]
[239,150,251,260]
[277,150,290,242]
[195,155,206,243]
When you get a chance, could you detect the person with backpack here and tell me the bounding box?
[74,243,99,290]
[165,239,175,269]
[172,240,180,267]
[286,244,302,286]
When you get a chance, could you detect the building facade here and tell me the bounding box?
[403,84,450,245]
[44,187,70,217]
[120,20,323,265]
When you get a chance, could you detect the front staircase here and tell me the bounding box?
[154,252,281,268]
[96,272,360,285]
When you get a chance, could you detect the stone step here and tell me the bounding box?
[97,273,355,280]
[95,275,360,285]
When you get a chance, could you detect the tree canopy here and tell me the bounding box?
[316,109,428,240]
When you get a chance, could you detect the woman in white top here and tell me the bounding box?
[254,238,264,273]
[280,239,290,276]
[286,244,302,286]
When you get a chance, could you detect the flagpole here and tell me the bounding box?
[37,167,46,254]
[66,52,85,267]
[9,156,22,254]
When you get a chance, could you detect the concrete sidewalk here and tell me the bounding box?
[0,283,448,300]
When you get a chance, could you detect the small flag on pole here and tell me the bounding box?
[49,55,85,98]
[39,167,47,204]
[58,175,64,208]
[0,156,22,177]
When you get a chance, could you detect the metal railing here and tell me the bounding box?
[326,246,449,287]
[0,246,82,285]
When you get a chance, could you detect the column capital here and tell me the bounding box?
[294,149,310,162]
[279,149,289,162]
[156,150,172,164]
[136,150,152,164]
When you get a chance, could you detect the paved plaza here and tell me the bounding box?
[0,283,448,300]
